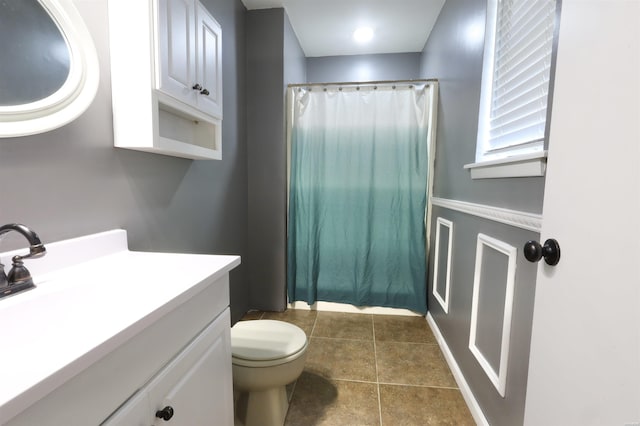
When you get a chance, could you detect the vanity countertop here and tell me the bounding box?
[0,230,240,423]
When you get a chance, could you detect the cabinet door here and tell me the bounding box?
[101,309,233,426]
[148,309,233,426]
[100,390,153,426]
[156,0,196,106]
[194,3,222,118]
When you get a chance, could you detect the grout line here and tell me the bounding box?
[372,315,383,426]
[308,335,374,342]
[309,312,318,336]
[322,377,379,385]
[376,340,440,346]
[288,379,298,403]
[304,376,459,390]
[377,381,460,390]
[317,375,460,388]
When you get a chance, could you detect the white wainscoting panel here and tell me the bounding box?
[469,233,517,397]
[433,217,454,313]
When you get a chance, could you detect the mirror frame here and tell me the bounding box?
[0,0,99,138]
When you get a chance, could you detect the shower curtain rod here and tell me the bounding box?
[287,78,437,89]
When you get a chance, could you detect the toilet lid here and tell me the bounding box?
[231,320,307,361]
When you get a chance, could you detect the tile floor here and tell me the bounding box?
[239,310,475,426]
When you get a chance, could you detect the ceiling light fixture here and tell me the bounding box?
[353,27,374,43]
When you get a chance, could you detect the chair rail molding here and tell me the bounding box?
[430,197,542,232]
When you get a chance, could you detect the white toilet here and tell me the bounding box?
[231,320,308,426]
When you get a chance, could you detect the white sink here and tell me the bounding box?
[0,230,240,423]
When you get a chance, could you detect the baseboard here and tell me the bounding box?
[288,301,421,316]
[426,312,489,426]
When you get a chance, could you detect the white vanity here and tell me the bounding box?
[0,230,240,425]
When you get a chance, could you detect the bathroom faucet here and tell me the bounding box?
[0,224,47,299]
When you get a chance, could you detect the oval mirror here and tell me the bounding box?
[0,0,99,137]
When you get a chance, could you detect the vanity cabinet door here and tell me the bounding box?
[194,2,222,118]
[100,391,153,426]
[146,308,233,426]
[101,308,233,426]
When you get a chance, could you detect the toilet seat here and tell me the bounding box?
[231,320,308,367]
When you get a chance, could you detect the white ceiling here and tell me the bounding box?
[240,0,446,57]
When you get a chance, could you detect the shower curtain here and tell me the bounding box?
[287,82,433,313]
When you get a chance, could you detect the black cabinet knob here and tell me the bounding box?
[155,406,174,421]
[192,83,203,91]
[524,239,561,266]
[200,88,210,96]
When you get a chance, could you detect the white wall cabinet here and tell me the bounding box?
[109,0,223,160]
[102,309,233,426]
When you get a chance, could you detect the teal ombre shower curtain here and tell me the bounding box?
[287,83,432,313]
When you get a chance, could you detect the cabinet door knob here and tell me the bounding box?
[192,83,202,91]
[523,239,561,266]
[200,88,210,96]
[155,406,174,421]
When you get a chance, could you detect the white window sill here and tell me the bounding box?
[463,151,548,179]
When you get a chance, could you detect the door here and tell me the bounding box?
[101,309,234,426]
[524,1,640,424]
[147,309,234,426]
[101,391,152,426]
[156,0,195,105]
[195,3,222,118]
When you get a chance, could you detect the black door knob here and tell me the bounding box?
[155,406,174,421]
[523,239,561,266]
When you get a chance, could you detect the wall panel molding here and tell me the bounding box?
[431,197,542,232]
[469,234,517,397]
[433,217,454,313]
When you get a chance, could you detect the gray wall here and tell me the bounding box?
[0,0,250,323]
[283,12,307,89]
[307,53,421,83]
[246,8,306,311]
[421,1,545,425]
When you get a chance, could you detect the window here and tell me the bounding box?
[471,0,557,174]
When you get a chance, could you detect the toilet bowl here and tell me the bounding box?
[231,320,308,426]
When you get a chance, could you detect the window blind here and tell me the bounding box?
[487,0,556,151]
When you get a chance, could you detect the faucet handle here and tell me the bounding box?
[8,257,34,287]
[0,263,8,290]
[0,258,36,299]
